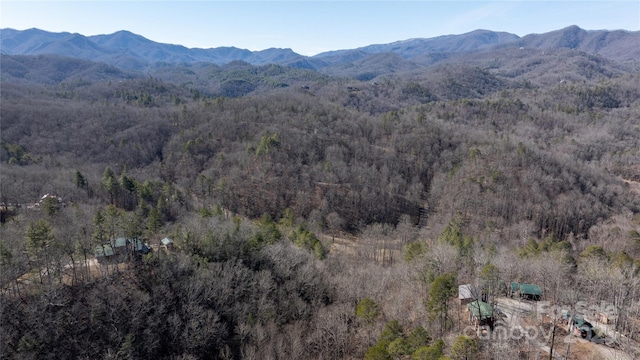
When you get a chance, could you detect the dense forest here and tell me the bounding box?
[1,35,640,360]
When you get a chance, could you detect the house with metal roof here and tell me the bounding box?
[93,237,151,265]
[562,313,595,340]
[161,237,174,248]
[132,239,151,254]
[112,237,129,254]
[94,244,115,264]
[467,300,494,326]
[111,237,151,255]
[467,300,496,337]
[458,284,478,305]
[510,282,542,301]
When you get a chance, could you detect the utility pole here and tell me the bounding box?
[565,310,572,359]
[548,319,556,360]
[565,324,572,359]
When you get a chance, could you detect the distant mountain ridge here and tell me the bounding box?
[515,25,640,62]
[0,28,309,70]
[1,26,639,72]
[315,29,520,60]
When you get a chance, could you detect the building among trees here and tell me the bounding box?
[161,237,174,249]
[562,313,596,340]
[458,284,477,305]
[510,282,542,301]
[467,300,494,336]
[94,238,150,264]
[94,244,115,264]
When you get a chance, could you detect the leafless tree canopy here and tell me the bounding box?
[1,41,640,359]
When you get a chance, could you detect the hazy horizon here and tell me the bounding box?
[2,1,638,56]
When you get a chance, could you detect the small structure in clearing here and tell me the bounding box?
[161,237,174,249]
[562,313,595,340]
[94,244,116,264]
[467,300,494,325]
[510,282,542,301]
[467,300,495,336]
[458,284,478,305]
[94,237,151,264]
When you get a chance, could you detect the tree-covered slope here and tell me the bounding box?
[1,47,640,359]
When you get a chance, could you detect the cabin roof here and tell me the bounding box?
[511,282,542,296]
[467,300,493,320]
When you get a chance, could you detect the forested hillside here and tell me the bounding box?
[1,35,640,360]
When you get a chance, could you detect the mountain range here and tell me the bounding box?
[2,25,639,74]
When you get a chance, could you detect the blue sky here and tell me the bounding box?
[2,1,638,56]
